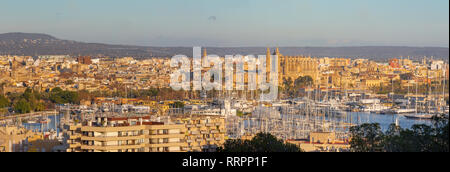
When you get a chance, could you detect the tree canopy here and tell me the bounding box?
[10,88,45,114]
[294,76,314,89]
[49,87,79,105]
[171,101,185,108]
[14,98,32,114]
[217,133,303,152]
[0,95,10,108]
[350,116,449,152]
[282,76,314,98]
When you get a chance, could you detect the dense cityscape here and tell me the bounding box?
[0,46,448,152]
[0,0,448,155]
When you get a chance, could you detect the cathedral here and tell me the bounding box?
[200,47,320,90]
[268,48,320,86]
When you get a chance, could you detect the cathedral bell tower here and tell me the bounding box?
[266,48,271,82]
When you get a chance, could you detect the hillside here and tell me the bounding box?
[0,33,448,61]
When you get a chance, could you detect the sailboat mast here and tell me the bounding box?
[441,66,446,114]
[415,81,418,115]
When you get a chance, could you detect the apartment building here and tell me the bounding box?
[0,140,6,152]
[173,116,226,152]
[66,116,187,152]
[287,132,350,152]
[0,126,50,152]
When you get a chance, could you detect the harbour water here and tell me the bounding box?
[344,112,434,131]
[22,114,62,134]
[20,112,437,135]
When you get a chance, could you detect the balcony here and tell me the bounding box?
[80,125,146,132]
[69,134,82,139]
[147,142,187,148]
[69,143,81,148]
[80,143,145,150]
[191,146,202,151]
[205,123,214,127]
[147,134,185,139]
[189,131,200,135]
[81,135,145,141]
[118,133,142,137]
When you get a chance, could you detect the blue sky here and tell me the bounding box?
[0,0,448,47]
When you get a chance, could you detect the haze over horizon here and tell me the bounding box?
[1,0,448,47]
[0,32,448,49]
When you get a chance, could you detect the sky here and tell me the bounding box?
[0,0,448,47]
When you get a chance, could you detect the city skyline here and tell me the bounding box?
[1,0,448,47]
[0,0,449,155]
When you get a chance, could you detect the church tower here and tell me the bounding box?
[274,47,280,56]
[266,48,271,82]
[203,48,207,58]
[273,47,284,82]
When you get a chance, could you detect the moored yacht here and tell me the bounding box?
[404,114,434,120]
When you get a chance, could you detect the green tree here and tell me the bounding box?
[51,87,63,94]
[64,91,80,104]
[351,116,449,152]
[65,80,74,85]
[294,76,314,89]
[16,88,44,112]
[282,77,293,95]
[22,88,34,100]
[400,73,413,80]
[14,99,32,114]
[349,123,385,152]
[171,101,185,108]
[49,87,79,104]
[50,92,65,104]
[217,133,303,152]
[0,95,10,108]
[34,102,46,112]
[236,110,244,117]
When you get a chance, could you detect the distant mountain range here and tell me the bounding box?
[0,32,448,61]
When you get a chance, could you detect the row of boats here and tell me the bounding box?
[25,118,50,124]
[283,98,444,120]
[313,97,448,120]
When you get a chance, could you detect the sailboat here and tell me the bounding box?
[393,82,416,114]
[404,114,434,119]
[395,116,399,127]
[39,118,49,124]
[404,58,434,120]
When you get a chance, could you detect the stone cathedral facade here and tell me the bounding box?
[268,48,320,86]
